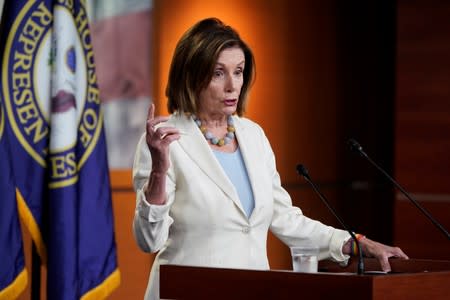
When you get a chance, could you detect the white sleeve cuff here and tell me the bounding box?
[137,189,171,222]
[329,229,352,262]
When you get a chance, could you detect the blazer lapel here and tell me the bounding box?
[171,114,244,212]
[234,118,264,218]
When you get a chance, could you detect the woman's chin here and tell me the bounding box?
[224,106,237,115]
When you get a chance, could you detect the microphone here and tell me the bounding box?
[296,164,365,275]
[348,138,450,240]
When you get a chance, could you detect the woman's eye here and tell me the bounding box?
[235,68,244,75]
[214,70,223,77]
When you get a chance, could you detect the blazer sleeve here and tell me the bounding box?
[132,133,176,253]
[260,131,351,262]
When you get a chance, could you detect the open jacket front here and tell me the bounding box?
[132,113,350,300]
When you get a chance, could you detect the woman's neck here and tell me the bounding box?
[196,113,229,129]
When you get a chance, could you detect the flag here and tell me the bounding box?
[0,102,27,300]
[0,0,121,299]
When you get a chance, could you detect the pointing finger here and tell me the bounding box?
[147,103,155,122]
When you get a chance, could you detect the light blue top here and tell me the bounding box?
[213,147,255,218]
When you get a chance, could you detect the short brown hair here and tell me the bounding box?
[166,18,255,116]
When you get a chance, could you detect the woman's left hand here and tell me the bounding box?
[359,237,409,272]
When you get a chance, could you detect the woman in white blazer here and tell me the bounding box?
[132,18,408,300]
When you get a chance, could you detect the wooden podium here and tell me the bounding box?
[160,258,450,299]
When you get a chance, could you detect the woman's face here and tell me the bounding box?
[198,46,245,119]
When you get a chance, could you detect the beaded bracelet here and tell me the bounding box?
[351,234,366,256]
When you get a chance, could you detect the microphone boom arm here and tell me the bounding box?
[348,138,450,241]
[297,164,365,274]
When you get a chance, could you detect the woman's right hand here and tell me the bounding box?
[145,103,180,173]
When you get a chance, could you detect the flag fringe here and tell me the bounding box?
[16,189,47,263]
[0,269,28,300]
[81,269,121,300]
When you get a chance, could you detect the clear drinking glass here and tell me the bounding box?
[290,246,319,273]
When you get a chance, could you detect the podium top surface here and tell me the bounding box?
[160,259,450,300]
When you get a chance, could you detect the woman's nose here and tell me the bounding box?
[225,74,236,92]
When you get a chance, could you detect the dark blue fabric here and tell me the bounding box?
[0,1,120,299]
[0,102,26,298]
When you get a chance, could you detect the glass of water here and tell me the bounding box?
[290,246,319,273]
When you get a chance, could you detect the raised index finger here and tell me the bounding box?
[147,103,155,121]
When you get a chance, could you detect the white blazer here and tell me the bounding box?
[132,113,350,300]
